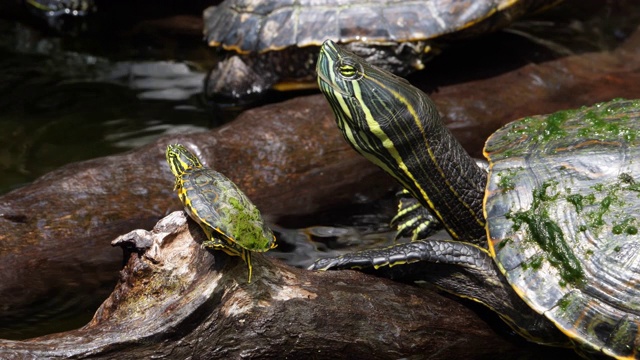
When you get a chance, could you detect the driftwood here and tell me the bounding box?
[0,212,579,359]
[0,94,394,337]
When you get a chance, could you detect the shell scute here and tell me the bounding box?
[204,0,539,52]
[181,168,275,252]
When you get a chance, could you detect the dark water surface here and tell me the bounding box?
[0,20,213,194]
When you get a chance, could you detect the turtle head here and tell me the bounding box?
[316,39,434,132]
[166,144,203,177]
[316,40,487,244]
[316,39,441,193]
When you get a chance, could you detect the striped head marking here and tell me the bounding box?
[166,144,203,177]
[315,38,439,150]
[315,39,442,193]
[316,40,488,243]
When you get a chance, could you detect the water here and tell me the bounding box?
[0,21,216,194]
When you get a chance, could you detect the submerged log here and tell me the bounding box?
[0,212,575,359]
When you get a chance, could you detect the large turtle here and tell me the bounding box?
[311,39,640,358]
[203,0,562,100]
[166,144,277,283]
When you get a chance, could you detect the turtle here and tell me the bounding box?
[311,39,640,358]
[166,143,277,283]
[203,0,562,100]
[24,0,95,17]
[23,0,97,31]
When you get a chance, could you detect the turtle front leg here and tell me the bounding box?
[202,233,254,283]
[391,160,488,242]
[309,240,566,346]
[244,250,252,283]
[391,189,443,241]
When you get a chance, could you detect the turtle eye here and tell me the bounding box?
[336,58,363,81]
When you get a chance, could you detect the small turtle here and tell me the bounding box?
[166,144,276,283]
[313,39,640,358]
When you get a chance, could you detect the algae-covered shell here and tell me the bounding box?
[180,168,276,252]
[484,99,640,358]
[166,144,276,252]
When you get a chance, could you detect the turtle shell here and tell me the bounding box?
[180,168,276,252]
[203,0,557,54]
[484,99,640,358]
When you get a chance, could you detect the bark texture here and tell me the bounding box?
[0,212,562,359]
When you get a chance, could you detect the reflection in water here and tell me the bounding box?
[0,21,213,194]
[0,262,120,340]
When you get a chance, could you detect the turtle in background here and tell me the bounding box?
[22,0,96,32]
[203,0,562,100]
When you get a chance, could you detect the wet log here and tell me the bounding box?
[0,94,394,337]
[0,212,558,359]
[427,21,640,156]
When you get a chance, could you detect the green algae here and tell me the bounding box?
[510,181,584,285]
